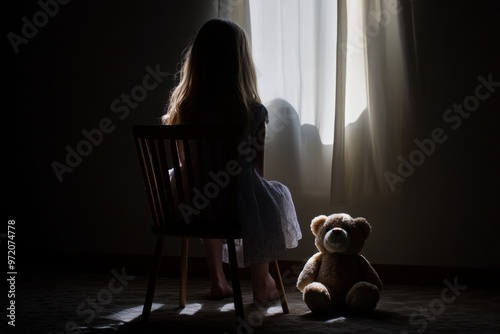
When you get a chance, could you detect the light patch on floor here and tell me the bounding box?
[179,303,203,315]
[326,316,346,323]
[265,305,282,315]
[251,300,284,316]
[219,303,235,312]
[103,303,164,322]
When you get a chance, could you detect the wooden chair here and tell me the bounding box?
[132,124,289,323]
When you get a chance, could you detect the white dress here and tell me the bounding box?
[222,103,302,267]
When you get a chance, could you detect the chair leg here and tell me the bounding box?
[270,260,289,314]
[227,239,244,321]
[179,237,188,308]
[142,235,165,321]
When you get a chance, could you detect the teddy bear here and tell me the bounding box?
[296,213,382,314]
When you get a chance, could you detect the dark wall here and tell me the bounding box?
[395,0,500,267]
[8,0,216,258]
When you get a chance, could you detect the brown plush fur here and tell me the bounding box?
[297,213,383,314]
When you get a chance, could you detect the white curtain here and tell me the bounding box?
[221,0,408,202]
[248,0,338,194]
[249,0,338,144]
[331,0,407,206]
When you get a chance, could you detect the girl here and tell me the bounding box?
[162,18,302,303]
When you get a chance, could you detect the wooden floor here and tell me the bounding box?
[12,269,500,334]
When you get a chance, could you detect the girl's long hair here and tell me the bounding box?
[161,19,261,128]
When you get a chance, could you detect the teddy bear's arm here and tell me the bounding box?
[357,255,383,291]
[296,252,322,293]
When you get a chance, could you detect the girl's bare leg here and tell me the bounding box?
[202,239,233,299]
[251,263,279,303]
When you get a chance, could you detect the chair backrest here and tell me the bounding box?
[133,124,242,238]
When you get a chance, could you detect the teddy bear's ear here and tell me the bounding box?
[311,215,327,236]
[354,217,372,239]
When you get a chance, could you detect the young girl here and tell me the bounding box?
[162,18,302,303]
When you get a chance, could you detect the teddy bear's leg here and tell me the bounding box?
[345,282,380,312]
[303,282,336,314]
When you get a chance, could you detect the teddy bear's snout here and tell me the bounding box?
[324,228,351,253]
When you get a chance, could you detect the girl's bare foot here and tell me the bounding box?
[203,239,233,299]
[252,272,279,304]
[209,281,233,300]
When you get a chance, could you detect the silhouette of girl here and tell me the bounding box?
[162,18,301,302]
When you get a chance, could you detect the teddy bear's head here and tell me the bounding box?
[311,213,371,255]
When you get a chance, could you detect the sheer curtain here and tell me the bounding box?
[248,0,338,194]
[219,0,408,203]
[249,0,337,145]
[331,0,407,206]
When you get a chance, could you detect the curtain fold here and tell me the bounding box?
[331,0,348,206]
[330,0,408,207]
